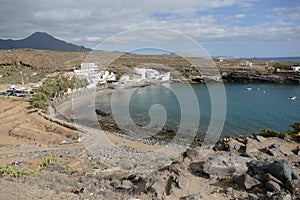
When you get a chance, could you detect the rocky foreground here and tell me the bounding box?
[0,97,300,200]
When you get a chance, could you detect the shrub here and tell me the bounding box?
[254,122,300,142]
[286,122,300,141]
[30,75,88,109]
[256,128,285,138]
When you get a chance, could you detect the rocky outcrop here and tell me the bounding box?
[95,109,110,116]
[244,159,300,194]
[88,135,300,199]
[233,173,261,190]
[202,152,252,178]
[222,71,300,84]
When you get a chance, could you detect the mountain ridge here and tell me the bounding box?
[0,32,91,52]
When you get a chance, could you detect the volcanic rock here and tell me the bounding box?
[203,152,252,178]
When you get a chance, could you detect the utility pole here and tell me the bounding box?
[20,71,24,85]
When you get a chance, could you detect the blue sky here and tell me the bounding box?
[0,0,299,57]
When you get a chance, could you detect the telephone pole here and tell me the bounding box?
[20,71,24,85]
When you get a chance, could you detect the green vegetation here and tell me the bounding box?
[256,122,300,142]
[256,129,285,139]
[36,156,59,171]
[115,72,123,80]
[273,63,297,70]
[0,156,68,179]
[30,75,88,109]
[286,122,300,141]
[0,65,51,84]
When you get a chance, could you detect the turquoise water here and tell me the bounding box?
[124,83,300,137]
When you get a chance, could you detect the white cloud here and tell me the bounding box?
[0,0,299,56]
[272,6,300,20]
[235,14,245,18]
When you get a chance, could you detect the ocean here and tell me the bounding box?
[95,83,300,138]
[71,82,300,140]
[234,57,300,62]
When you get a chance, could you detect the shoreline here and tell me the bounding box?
[54,83,202,147]
[52,85,186,150]
[52,81,300,147]
[0,95,299,199]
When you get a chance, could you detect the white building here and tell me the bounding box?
[241,61,253,67]
[134,68,147,79]
[98,71,116,82]
[107,72,116,81]
[75,63,98,77]
[80,63,98,70]
[7,84,16,90]
[31,84,40,89]
[74,63,100,83]
[119,68,170,84]
[245,61,253,67]
[119,75,131,84]
[160,71,171,81]
[146,69,159,80]
[291,66,300,72]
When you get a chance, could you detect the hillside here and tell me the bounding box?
[1,49,300,85]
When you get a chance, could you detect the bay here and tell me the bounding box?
[71,83,300,139]
[99,83,300,137]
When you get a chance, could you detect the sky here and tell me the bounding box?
[0,0,300,57]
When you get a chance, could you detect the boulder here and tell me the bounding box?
[264,144,293,158]
[95,109,110,116]
[188,162,208,178]
[278,145,294,156]
[292,169,300,180]
[267,147,285,158]
[203,152,252,178]
[246,137,287,155]
[183,148,199,161]
[289,154,300,165]
[269,160,295,183]
[240,152,257,160]
[285,179,300,194]
[115,180,133,191]
[248,193,260,200]
[269,192,292,200]
[126,174,147,195]
[228,138,245,152]
[262,173,283,186]
[245,138,260,154]
[150,180,166,196]
[265,181,281,192]
[247,160,270,181]
[256,135,268,142]
[233,173,261,190]
[255,151,273,161]
[213,141,229,151]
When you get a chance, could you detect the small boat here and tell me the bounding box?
[289,96,297,100]
[246,87,252,91]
